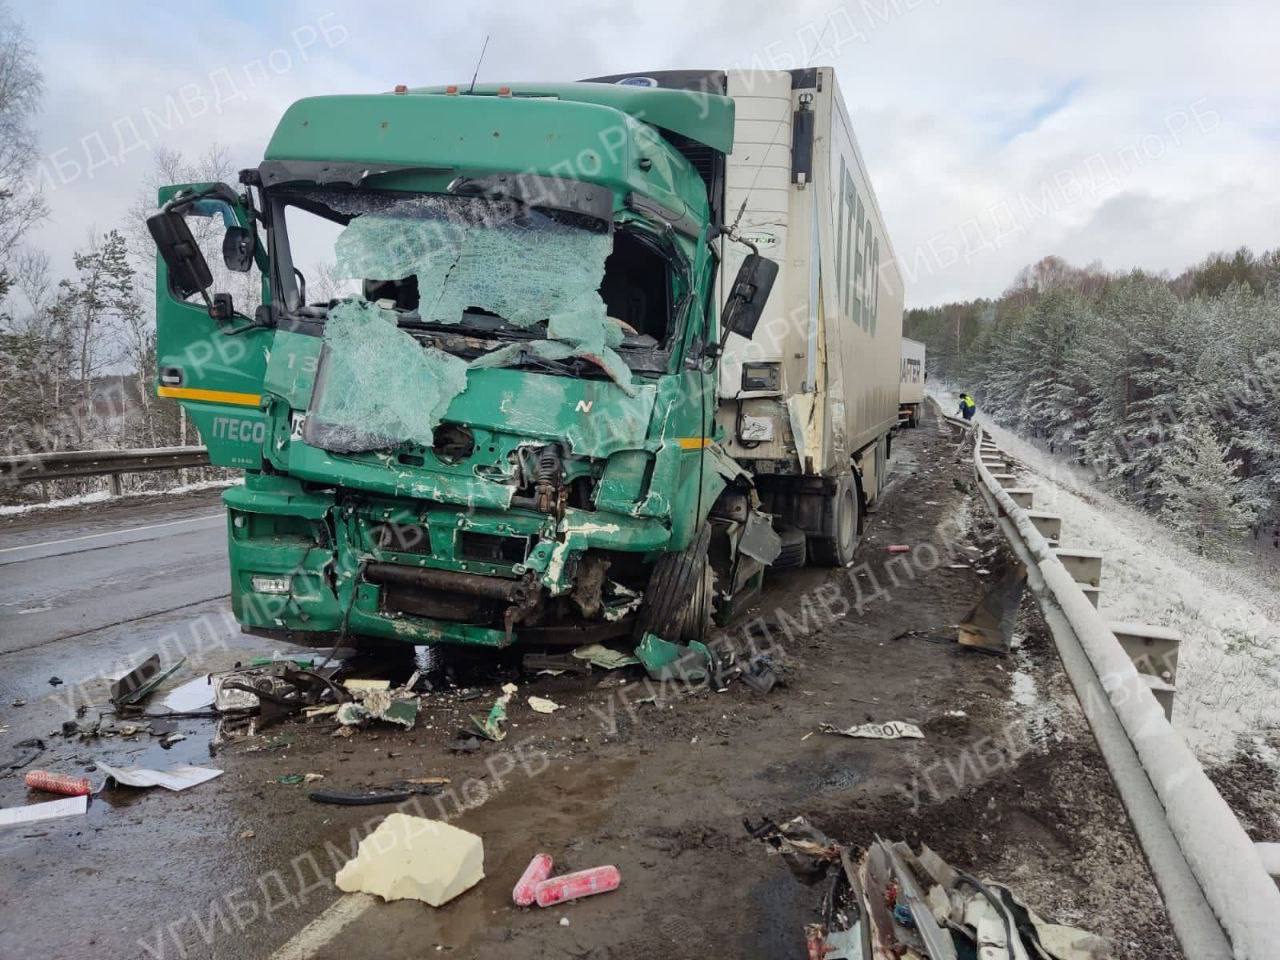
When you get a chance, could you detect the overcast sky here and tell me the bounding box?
[19,0,1280,307]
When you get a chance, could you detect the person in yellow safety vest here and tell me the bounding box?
[958,393,976,421]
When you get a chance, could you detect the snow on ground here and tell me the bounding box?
[0,477,240,516]
[967,409,1280,765]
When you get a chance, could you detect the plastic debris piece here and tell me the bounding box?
[534,865,621,907]
[571,644,639,670]
[24,770,91,796]
[634,633,711,683]
[309,788,414,806]
[162,675,215,712]
[110,654,186,706]
[513,853,555,906]
[97,762,223,792]
[886,544,911,554]
[527,696,561,715]
[343,679,392,694]
[0,794,87,829]
[335,813,484,906]
[471,683,518,741]
[819,721,924,740]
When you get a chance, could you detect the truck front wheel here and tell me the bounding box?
[809,485,859,567]
[633,524,714,641]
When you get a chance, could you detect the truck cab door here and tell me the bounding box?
[153,183,272,471]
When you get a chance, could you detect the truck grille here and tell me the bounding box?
[373,522,432,556]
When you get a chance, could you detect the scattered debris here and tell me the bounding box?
[278,774,305,785]
[12,698,25,707]
[23,770,91,796]
[513,853,555,906]
[740,653,782,694]
[819,721,925,740]
[146,718,179,737]
[470,683,518,741]
[887,544,912,554]
[48,676,63,687]
[748,816,1112,960]
[527,696,561,714]
[110,655,186,706]
[159,733,186,749]
[0,794,87,829]
[571,643,639,671]
[343,679,391,695]
[240,830,256,840]
[97,762,223,792]
[534,865,622,907]
[522,652,592,676]
[1,737,45,774]
[162,675,216,712]
[335,813,484,906]
[957,564,1026,654]
[634,633,712,683]
[308,786,426,806]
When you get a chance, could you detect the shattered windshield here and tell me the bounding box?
[274,187,675,453]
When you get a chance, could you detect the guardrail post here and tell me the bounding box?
[1109,622,1182,685]
[109,473,123,496]
[1026,511,1062,544]
[1003,488,1034,509]
[1053,548,1103,587]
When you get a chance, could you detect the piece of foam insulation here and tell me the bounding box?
[335,813,484,906]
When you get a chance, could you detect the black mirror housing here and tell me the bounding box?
[147,211,213,299]
[721,254,779,343]
[222,225,255,272]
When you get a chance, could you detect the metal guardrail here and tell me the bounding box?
[960,411,1280,959]
[0,446,210,492]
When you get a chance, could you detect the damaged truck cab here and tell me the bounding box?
[149,69,904,652]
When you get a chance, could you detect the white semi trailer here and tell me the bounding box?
[714,68,905,566]
[585,67,905,568]
[899,336,926,428]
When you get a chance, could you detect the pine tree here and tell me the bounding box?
[1156,417,1258,557]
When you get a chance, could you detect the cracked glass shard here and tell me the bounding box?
[321,191,633,390]
[304,300,468,453]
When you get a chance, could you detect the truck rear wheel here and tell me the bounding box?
[633,524,713,641]
[809,485,859,567]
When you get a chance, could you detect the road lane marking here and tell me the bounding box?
[0,513,224,554]
[269,894,375,960]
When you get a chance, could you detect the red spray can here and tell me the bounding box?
[24,770,91,796]
[534,865,621,907]
[512,853,554,907]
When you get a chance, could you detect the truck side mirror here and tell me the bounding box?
[721,254,779,342]
[147,211,213,300]
[222,225,255,272]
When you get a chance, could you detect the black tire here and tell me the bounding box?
[633,524,713,640]
[773,527,808,569]
[809,484,859,567]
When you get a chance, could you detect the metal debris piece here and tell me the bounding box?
[470,683,518,741]
[819,721,924,740]
[110,655,186,706]
[956,563,1026,653]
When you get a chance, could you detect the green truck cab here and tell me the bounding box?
[149,79,782,651]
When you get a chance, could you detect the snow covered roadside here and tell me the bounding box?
[0,477,241,517]
[973,413,1280,765]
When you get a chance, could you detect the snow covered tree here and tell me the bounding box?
[1155,417,1258,557]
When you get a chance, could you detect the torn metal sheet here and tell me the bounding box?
[111,655,186,706]
[819,721,924,740]
[957,563,1027,653]
[0,794,88,829]
[97,762,223,792]
[739,510,783,565]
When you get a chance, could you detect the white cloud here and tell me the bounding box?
[17,0,1280,306]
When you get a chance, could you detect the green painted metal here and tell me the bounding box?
[411,82,736,154]
[153,84,749,649]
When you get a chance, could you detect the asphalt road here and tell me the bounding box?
[0,505,228,656]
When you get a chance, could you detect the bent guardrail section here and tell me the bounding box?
[967,416,1280,960]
